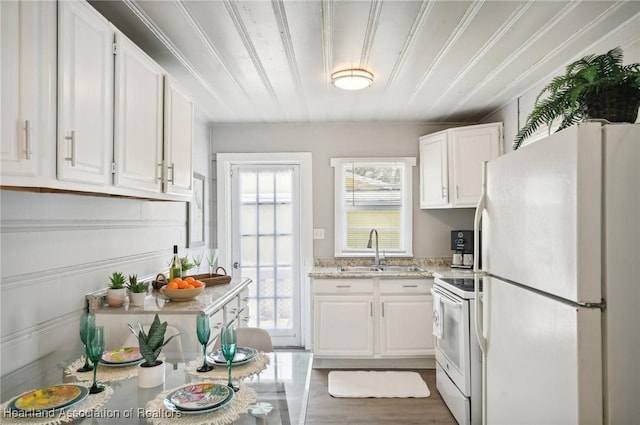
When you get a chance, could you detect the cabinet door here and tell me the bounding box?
[163,76,194,196]
[419,132,449,208]
[450,123,502,207]
[57,0,113,185]
[379,295,434,356]
[313,295,374,356]
[0,1,50,177]
[113,31,164,193]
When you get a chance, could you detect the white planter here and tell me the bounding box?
[106,288,127,307]
[137,361,165,388]
[129,291,146,307]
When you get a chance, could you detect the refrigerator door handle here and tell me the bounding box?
[473,161,487,355]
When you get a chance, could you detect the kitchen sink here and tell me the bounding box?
[337,265,424,273]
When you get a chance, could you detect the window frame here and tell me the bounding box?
[331,157,416,258]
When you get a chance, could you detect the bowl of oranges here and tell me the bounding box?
[159,276,205,301]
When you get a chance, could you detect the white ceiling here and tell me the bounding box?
[89,0,640,124]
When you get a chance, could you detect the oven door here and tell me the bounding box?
[432,285,471,396]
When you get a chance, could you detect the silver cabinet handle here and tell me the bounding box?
[64,131,75,166]
[441,186,447,198]
[335,285,351,288]
[456,185,460,199]
[157,163,163,181]
[370,302,373,317]
[24,120,32,160]
[402,285,418,288]
[167,163,175,184]
[382,302,385,317]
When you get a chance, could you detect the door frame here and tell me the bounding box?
[216,152,313,348]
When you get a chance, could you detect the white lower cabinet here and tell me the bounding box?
[314,295,374,356]
[380,295,434,356]
[312,278,434,358]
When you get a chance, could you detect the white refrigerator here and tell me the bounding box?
[473,122,639,425]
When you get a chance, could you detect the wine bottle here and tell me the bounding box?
[169,245,182,280]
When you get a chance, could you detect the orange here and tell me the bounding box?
[170,278,183,285]
[185,284,195,289]
[177,280,188,289]
[167,282,179,290]
[192,280,203,288]
[184,276,195,283]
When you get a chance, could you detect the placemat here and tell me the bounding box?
[0,383,113,425]
[145,381,257,425]
[185,352,270,380]
[64,356,138,382]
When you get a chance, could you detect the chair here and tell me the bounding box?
[212,327,274,352]
[122,324,184,365]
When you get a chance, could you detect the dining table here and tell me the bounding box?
[0,349,313,425]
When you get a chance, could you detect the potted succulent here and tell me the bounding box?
[106,272,127,307]
[128,314,179,387]
[127,275,148,307]
[514,47,640,149]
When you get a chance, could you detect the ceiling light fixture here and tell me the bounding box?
[331,69,374,90]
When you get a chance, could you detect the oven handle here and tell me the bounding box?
[431,287,462,308]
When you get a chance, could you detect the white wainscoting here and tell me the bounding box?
[0,189,187,376]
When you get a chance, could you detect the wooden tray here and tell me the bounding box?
[183,268,231,287]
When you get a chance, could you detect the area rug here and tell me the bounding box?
[327,371,430,398]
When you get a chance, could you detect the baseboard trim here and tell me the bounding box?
[312,357,435,369]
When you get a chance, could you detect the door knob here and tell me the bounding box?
[233,262,240,269]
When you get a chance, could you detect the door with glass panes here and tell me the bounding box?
[230,164,301,347]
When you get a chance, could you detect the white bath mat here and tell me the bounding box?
[328,371,430,398]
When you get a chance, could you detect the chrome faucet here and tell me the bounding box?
[367,229,380,267]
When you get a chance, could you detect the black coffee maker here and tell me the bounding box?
[451,230,474,269]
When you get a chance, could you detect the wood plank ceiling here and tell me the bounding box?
[89,0,640,124]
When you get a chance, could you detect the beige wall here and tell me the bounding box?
[211,122,476,259]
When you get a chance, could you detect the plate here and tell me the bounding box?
[164,384,234,414]
[168,383,231,411]
[101,347,142,364]
[208,346,257,365]
[9,384,89,413]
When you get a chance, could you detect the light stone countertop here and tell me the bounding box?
[88,277,251,315]
[309,257,454,279]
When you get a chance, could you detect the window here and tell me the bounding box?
[331,157,416,257]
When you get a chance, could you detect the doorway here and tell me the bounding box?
[217,153,312,348]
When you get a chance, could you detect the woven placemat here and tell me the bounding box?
[185,352,270,380]
[65,356,138,382]
[145,380,256,425]
[0,383,113,425]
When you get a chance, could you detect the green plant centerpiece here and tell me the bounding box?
[106,272,127,307]
[180,256,195,273]
[514,47,640,149]
[128,314,179,367]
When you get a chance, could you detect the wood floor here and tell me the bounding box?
[305,369,458,425]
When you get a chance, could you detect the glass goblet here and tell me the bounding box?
[206,248,219,276]
[78,312,95,372]
[196,314,213,372]
[87,326,105,394]
[221,325,238,392]
[192,249,204,275]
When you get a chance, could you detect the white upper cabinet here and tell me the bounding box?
[0,1,55,180]
[163,76,194,196]
[420,122,502,209]
[57,0,113,186]
[113,31,164,194]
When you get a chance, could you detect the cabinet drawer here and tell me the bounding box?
[379,279,431,294]
[313,279,374,294]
